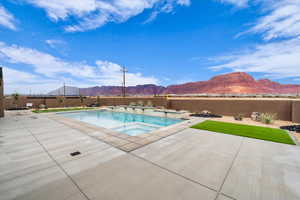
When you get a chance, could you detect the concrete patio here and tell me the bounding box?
[1,111,300,200]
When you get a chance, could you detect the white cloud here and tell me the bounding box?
[210,37,300,79]
[0,5,17,30]
[217,0,248,7]
[45,39,65,48]
[0,41,96,78]
[0,42,159,93]
[218,0,300,40]
[177,0,191,6]
[144,0,190,24]
[24,0,97,20]
[249,0,300,40]
[20,0,190,32]
[96,60,159,86]
[1,66,62,94]
[219,0,300,40]
[209,0,300,81]
[45,39,68,55]
[3,67,37,84]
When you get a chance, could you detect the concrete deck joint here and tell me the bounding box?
[129,152,218,193]
[214,138,244,200]
[23,123,91,200]
[220,193,237,200]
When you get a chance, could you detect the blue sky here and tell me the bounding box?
[0,0,300,94]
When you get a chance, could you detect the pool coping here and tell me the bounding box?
[47,109,204,152]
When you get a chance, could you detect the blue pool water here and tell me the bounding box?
[60,110,183,136]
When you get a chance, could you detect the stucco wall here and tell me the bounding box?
[292,101,300,123]
[98,97,167,107]
[4,96,167,109]
[3,95,300,123]
[0,67,3,118]
[4,96,96,109]
[168,98,294,122]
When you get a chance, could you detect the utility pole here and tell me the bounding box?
[120,67,128,97]
[63,82,66,107]
[63,82,66,97]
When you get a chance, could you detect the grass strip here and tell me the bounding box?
[191,120,295,145]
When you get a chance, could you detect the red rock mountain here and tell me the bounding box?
[49,72,300,96]
[165,72,300,94]
[79,84,165,96]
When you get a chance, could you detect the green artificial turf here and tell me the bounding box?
[191,120,296,145]
[32,107,96,113]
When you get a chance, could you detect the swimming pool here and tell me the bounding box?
[60,110,183,136]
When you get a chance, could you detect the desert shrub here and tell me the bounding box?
[201,110,211,115]
[12,93,19,101]
[234,114,243,121]
[261,113,277,124]
[146,100,153,107]
[129,102,136,106]
[56,96,66,107]
[39,104,46,109]
[79,95,84,104]
[251,112,261,121]
[11,93,20,108]
[137,100,144,106]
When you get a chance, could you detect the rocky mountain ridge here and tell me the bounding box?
[48,72,300,96]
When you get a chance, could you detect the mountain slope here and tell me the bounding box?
[79,84,165,96]
[48,72,300,96]
[165,72,300,94]
[48,86,80,96]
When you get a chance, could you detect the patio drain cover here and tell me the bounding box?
[70,151,81,157]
